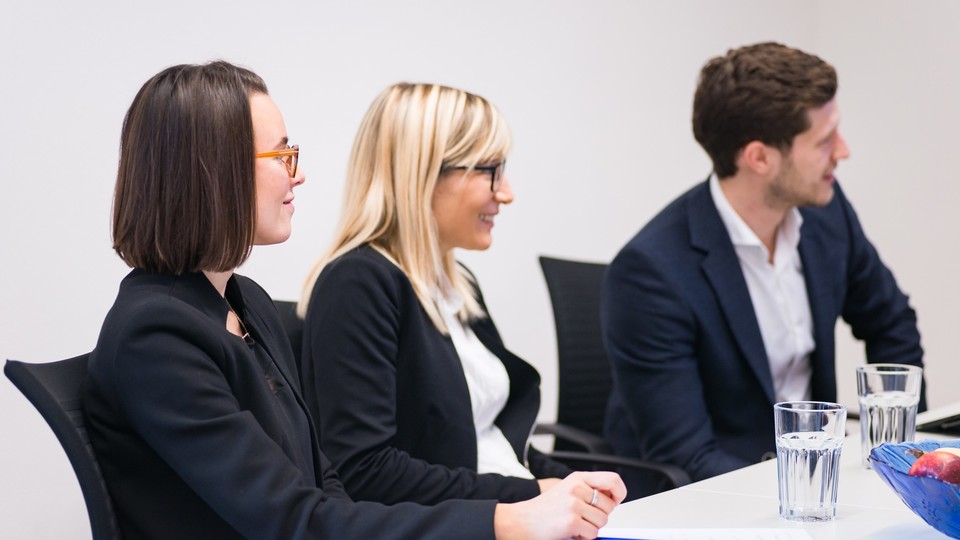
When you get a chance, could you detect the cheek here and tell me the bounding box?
[818,145,832,165]
[255,186,273,218]
[432,187,463,224]
[430,195,445,226]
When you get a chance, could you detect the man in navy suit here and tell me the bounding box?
[602,42,925,493]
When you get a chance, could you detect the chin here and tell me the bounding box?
[816,184,837,206]
[253,228,292,246]
[798,184,836,208]
[461,238,493,251]
[475,236,493,251]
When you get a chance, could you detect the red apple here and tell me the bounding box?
[908,447,960,485]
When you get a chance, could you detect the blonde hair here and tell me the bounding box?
[298,83,512,332]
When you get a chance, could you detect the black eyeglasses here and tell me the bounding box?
[256,145,299,178]
[442,160,507,192]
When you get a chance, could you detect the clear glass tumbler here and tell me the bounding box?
[775,401,847,521]
[857,363,922,467]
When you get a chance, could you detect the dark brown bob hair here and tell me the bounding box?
[692,42,837,178]
[112,61,268,274]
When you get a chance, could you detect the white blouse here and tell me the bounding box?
[436,286,534,479]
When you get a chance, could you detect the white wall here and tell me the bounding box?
[811,0,960,420]
[1,1,957,537]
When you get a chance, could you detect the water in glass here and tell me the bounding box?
[777,431,843,521]
[859,390,919,466]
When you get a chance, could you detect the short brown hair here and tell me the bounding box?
[692,42,837,178]
[112,61,268,274]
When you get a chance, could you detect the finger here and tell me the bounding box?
[578,502,609,532]
[567,513,601,540]
[582,471,628,503]
[571,482,595,506]
[572,481,617,515]
[590,490,618,515]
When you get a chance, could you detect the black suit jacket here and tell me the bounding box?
[603,180,924,483]
[84,269,496,539]
[301,245,570,505]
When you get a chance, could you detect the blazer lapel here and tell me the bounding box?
[798,211,841,402]
[688,182,775,403]
[229,280,304,402]
[473,322,539,458]
[246,306,302,398]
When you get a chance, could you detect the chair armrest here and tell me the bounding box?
[535,422,611,454]
[547,450,692,489]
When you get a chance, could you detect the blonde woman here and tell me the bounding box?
[300,83,604,506]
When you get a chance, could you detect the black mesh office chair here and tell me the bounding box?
[5,354,122,540]
[273,299,303,364]
[536,256,691,495]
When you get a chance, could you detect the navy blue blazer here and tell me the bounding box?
[84,269,497,539]
[603,180,924,483]
[301,245,570,505]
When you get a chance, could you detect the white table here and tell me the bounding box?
[602,432,954,539]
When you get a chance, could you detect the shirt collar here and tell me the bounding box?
[708,173,804,255]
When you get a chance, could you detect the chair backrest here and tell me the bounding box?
[273,299,303,364]
[5,354,121,540]
[538,256,612,449]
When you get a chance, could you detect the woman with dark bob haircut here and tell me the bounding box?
[83,61,625,540]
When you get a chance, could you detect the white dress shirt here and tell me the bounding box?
[709,175,815,403]
[437,286,534,479]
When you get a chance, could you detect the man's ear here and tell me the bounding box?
[737,141,782,177]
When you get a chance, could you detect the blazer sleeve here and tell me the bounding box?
[527,446,574,479]
[835,188,926,409]
[106,301,496,540]
[602,247,751,481]
[304,253,540,504]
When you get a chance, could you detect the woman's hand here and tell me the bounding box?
[494,471,627,540]
[536,477,562,493]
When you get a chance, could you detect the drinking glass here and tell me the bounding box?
[775,401,847,521]
[857,363,922,467]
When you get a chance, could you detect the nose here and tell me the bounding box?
[495,175,514,204]
[291,167,306,187]
[833,132,851,161]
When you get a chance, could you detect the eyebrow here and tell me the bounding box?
[272,136,289,150]
[819,113,841,142]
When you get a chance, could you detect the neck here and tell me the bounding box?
[202,269,234,297]
[718,175,790,257]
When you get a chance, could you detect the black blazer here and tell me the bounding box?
[602,180,925,483]
[84,269,497,540]
[301,245,570,505]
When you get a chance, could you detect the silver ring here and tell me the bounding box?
[589,488,599,507]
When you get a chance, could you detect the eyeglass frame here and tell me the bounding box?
[441,160,507,192]
[255,145,299,178]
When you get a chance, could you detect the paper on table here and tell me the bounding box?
[598,528,814,540]
[916,400,960,434]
